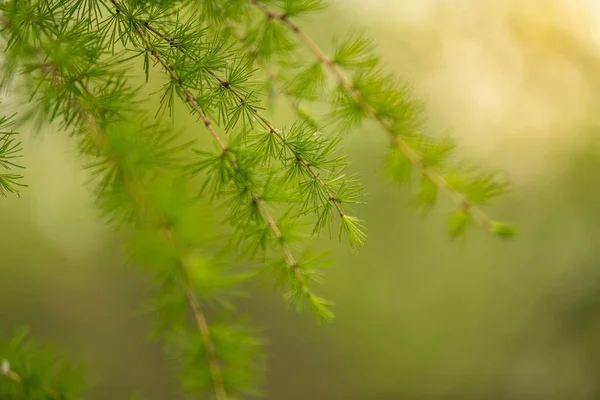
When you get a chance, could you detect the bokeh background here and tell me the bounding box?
[3,0,600,398]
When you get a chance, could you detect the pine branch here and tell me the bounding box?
[0,6,232,399]
[186,290,228,400]
[66,55,231,400]
[220,21,329,181]
[76,57,230,400]
[214,19,324,150]
[121,163,229,400]
[108,1,332,319]
[248,0,513,237]
[130,10,364,246]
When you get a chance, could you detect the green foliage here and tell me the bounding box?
[233,0,513,237]
[332,32,379,69]
[0,0,515,398]
[0,110,25,197]
[0,328,83,399]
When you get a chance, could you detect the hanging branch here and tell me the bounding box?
[107,0,333,319]
[124,7,365,246]
[248,0,514,238]
[0,5,234,399]
[55,45,230,400]
[226,26,321,130]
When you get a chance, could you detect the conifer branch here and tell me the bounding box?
[186,289,228,400]
[249,0,511,236]
[78,64,229,400]
[0,6,231,398]
[110,3,328,318]
[65,55,230,400]
[119,158,229,400]
[134,13,362,245]
[222,23,324,158]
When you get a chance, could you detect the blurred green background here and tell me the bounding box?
[4,0,600,398]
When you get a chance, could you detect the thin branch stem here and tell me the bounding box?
[139,17,306,279]
[29,13,229,400]
[222,22,320,127]
[138,17,347,220]
[108,1,309,305]
[101,6,228,399]
[83,79,230,400]
[249,0,498,232]
[186,290,228,400]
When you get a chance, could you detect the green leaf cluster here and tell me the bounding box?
[228,0,514,238]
